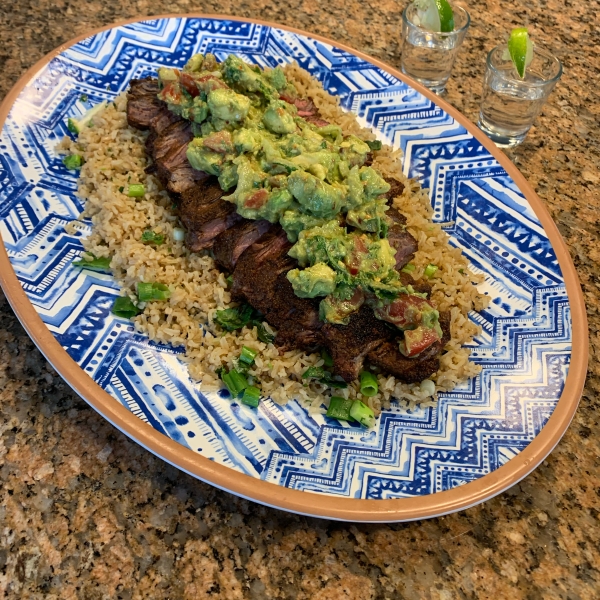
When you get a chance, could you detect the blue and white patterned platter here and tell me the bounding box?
[0,16,585,520]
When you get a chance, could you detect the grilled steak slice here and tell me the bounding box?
[387,207,418,271]
[367,340,441,383]
[213,219,273,272]
[366,311,451,383]
[178,178,243,251]
[126,78,164,130]
[232,227,323,350]
[321,307,393,382]
[383,177,405,204]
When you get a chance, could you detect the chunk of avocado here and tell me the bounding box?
[263,100,297,134]
[287,171,346,218]
[207,88,251,122]
[287,263,337,298]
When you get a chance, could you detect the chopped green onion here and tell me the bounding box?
[366,140,382,151]
[111,296,141,319]
[72,253,111,272]
[128,184,145,198]
[137,282,171,302]
[302,366,328,380]
[254,321,274,344]
[226,274,234,286]
[215,304,254,331]
[321,349,334,367]
[360,371,379,397]
[424,263,439,278]
[222,369,249,397]
[239,346,258,366]
[140,229,165,245]
[66,101,107,134]
[326,396,354,421]
[241,385,261,407]
[173,227,185,242]
[80,94,88,102]
[349,400,376,428]
[401,263,416,274]
[303,366,348,389]
[63,154,83,170]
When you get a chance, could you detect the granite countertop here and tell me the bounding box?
[0,0,599,598]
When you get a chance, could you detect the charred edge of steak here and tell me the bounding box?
[321,307,393,382]
[126,78,163,130]
[231,227,324,351]
[213,219,273,273]
[387,206,418,271]
[383,177,406,205]
[366,310,451,383]
[177,178,243,251]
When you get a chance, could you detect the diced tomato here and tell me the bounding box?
[375,294,433,329]
[158,81,183,104]
[203,131,234,154]
[180,72,200,97]
[196,74,229,92]
[245,189,269,209]
[400,325,440,357]
[345,236,368,275]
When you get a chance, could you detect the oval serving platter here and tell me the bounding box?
[0,15,587,521]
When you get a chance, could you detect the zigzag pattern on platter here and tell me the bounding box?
[263,295,571,495]
[370,352,569,499]
[265,345,569,497]
[40,284,323,476]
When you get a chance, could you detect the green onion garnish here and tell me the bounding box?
[326,396,354,421]
[72,253,111,272]
[80,94,88,102]
[225,274,234,286]
[349,400,376,428]
[360,371,379,397]
[321,349,334,367]
[140,229,165,245]
[128,184,145,198]
[303,366,347,389]
[241,385,261,407]
[111,296,141,319]
[239,346,258,366]
[254,321,275,344]
[366,140,382,151]
[137,282,171,302]
[63,154,83,170]
[401,263,416,274]
[302,366,328,380]
[222,369,249,397]
[215,304,254,331]
[424,263,439,278]
[67,119,79,134]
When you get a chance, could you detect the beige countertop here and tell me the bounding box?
[0,0,599,598]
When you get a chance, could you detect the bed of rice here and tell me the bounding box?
[59,62,489,415]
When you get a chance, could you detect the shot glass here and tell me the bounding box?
[478,44,562,148]
[400,2,471,94]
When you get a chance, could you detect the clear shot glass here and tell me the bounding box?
[400,2,471,94]
[478,44,563,148]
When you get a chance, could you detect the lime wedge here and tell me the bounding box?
[413,0,455,33]
[507,27,534,78]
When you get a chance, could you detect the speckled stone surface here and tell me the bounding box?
[0,1,599,598]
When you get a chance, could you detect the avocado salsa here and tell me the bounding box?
[156,53,443,358]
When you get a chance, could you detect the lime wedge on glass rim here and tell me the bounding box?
[413,0,455,33]
[504,27,534,78]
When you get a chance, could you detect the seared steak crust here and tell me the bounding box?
[213,219,273,273]
[177,178,243,251]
